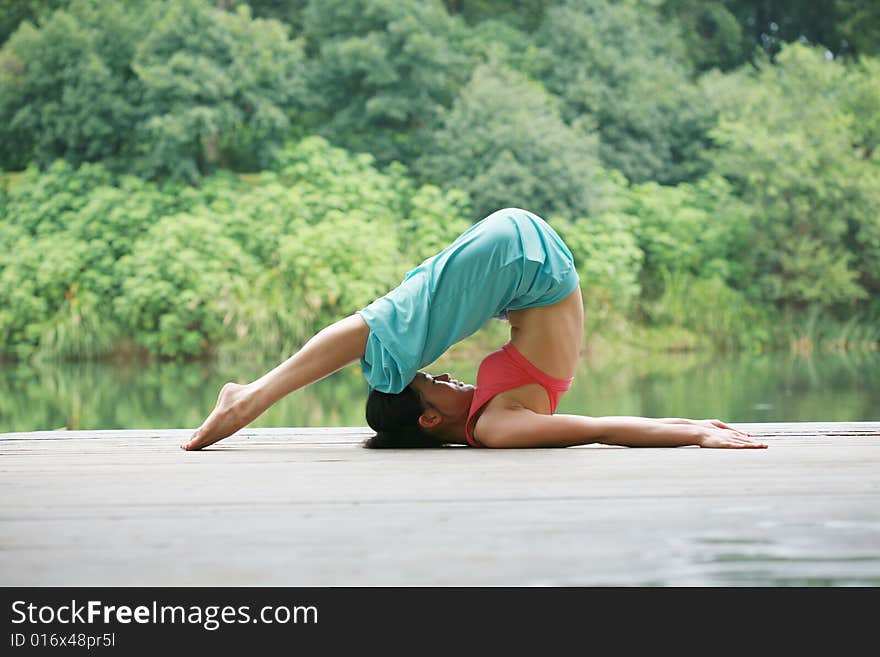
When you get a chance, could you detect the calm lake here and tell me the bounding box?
[2,339,877,433]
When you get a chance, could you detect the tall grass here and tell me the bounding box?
[19,271,879,366]
[642,271,769,352]
[624,271,880,355]
[782,306,880,355]
[34,297,118,362]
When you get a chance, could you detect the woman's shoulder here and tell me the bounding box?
[471,383,554,443]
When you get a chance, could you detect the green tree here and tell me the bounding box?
[0,0,156,170]
[455,17,546,80]
[396,184,472,264]
[442,0,547,32]
[241,0,309,34]
[627,176,765,347]
[301,0,472,166]
[835,0,880,58]
[113,211,260,358]
[0,0,306,180]
[223,137,474,355]
[721,0,880,59]
[841,55,880,301]
[0,161,198,359]
[554,207,644,333]
[0,0,68,45]
[0,136,480,361]
[0,231,117,360]
[661,0,750,71]
[626,177,750,292]
[416,62,604,220]
[133,0,307,180]
[536,0,716,184]
[704,44,880,311]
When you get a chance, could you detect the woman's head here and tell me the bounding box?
[363,372,475,448]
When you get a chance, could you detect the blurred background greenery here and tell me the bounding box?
[1,0,877,430]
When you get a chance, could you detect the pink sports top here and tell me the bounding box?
[465,342,573,447]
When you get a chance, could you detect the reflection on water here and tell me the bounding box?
[1,344,878,432]
[557,347,880,424]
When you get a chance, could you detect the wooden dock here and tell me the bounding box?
[2,422,879,586]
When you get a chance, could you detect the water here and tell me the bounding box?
[1,346,877,433]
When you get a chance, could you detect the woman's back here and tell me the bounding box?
[508,286,584,381]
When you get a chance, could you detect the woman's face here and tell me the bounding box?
[409,371,475,426]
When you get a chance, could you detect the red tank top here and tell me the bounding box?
[465,342,573,447]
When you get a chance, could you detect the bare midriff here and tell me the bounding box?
[507,286,584,381]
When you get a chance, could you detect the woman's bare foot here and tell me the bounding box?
[182,382,256,451]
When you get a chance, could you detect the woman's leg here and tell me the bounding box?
[182,313,370,450]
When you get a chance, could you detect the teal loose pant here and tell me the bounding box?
[357,207,579,393]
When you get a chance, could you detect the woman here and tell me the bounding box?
[182,208,766,451]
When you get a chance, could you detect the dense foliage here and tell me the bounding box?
[1,0,878,361]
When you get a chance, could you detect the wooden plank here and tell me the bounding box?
[1,422,879,586]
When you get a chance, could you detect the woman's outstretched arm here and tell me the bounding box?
[182,313,370,451]
[475,409,767,449]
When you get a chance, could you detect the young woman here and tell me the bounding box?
[182,208,767,451]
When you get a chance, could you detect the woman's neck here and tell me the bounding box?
[437,419,470,445]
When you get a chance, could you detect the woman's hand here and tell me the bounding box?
[692,420,768,449]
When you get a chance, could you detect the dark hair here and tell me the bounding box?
[363,386,442,448]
